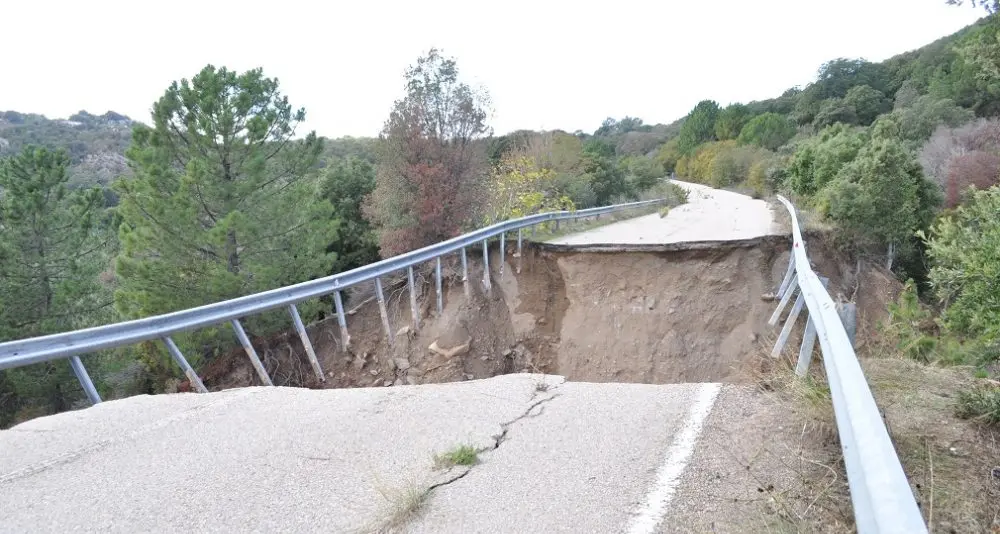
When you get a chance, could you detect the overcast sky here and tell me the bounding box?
[0,0,985,138]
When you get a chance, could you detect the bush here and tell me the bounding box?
[956,386,1000,426]
[924,186,1000,339]
[788,124,867,195]
[738,113,795,150]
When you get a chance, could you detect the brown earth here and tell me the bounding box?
[201,234,895,393]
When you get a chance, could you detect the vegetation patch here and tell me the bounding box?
[433,444,479,469]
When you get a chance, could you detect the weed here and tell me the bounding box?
[658,206,671,218]
[956,385,1000,425]
[365,482,428,534]
[433,444,479,469]
[974,369,990,379]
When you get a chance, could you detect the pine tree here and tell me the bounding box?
[114,66,335,338]
[0,146,111,420]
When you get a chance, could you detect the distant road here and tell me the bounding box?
[547,180,783,246]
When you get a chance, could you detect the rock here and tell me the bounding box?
[750,332,759,342]
[327,371,334,378]
[465,374,475,380]
[760,292,777,302]
[503,348,513,357]
[537,317,547,325]
[395,325,412,338]
[480,355,490,361]
[383,380,393,387]
[393,357,411,371]
[393,378,404,386]
[645,296,656,310]
[668,308,676,315]
[428,337,472,358]
[369,369,379,376]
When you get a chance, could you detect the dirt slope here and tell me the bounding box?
[201,234,890,392]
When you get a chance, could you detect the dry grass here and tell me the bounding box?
[361,481,429,534]
[754,324,1000,532]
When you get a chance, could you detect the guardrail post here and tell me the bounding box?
[230,319,273,386]
[768,277,799,327]
[482,239,492,293]
[333,290,351,352]
[499,232,506,278]
[516,229,523,274]
[795,277,828,376]
[435,257,443,315]
[287,304,325,381]
[407,266,420,330]
[162,336,209,392]
[372,277,395,348]
[776,254,796,299]
[772,288,807,358]
[461,247,470,298]
[69,356,101,404]
[837,302,857,348]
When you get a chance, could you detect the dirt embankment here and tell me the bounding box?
[201,234,898,391]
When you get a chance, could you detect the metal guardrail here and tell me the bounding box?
[770,195,927,534]
[0,199,667,403]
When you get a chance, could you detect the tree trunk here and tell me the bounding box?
[886,242,895,271]
[226,230,239,275]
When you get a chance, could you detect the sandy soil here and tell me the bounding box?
[547,180,782,246]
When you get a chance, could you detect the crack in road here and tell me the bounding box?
[490,392,561,450]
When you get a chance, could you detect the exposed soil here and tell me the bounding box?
[201,233,894,393]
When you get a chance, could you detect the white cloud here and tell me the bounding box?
[0,0,984,137]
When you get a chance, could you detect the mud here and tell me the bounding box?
[201,235,900,391]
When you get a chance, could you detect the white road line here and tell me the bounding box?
[626,382,722,534]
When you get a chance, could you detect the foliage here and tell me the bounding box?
[0,146,113,420]
[487,155,574,220]
[365,49,491,257]
[892,95,974,143]
[654,138,683,173]
[621,155,662,191]
[714,103,751,140]
[923,187,1000,339]
[114,65,333,343]
[788,124,867,195]
[843,84,890,125]
[737,113,795,150]
[812,98,858,129]
[582,149,630,205]
[320,157,379,273]
[676,100,720,154]
[821,138,939,250]
[919,118,1000,193]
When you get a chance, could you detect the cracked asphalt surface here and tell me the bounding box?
[546,180,781,246]
[0,375,729,533]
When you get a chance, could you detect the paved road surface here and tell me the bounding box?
[0,375,796,533]
[547,180,782,246]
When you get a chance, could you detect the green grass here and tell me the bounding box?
[433,444,479,469]
[956,385,1000,425]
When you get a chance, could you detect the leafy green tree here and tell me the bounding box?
[0,146,112,419]
[737,113,795,150]
[621,155,662,191]
[714,103,751,140]
[923,186,1000,339]
[115,66,333,330]
[893,95,974,142]
[788,124,867,195]
[677,100,720,153]
[822,139,940,262]
[582,150,630,205]
[812,98,858,128]
[320,157,379,273]
[844,85,890,125]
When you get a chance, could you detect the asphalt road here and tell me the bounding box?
[547,180,782,246]
[0,375,789,533]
